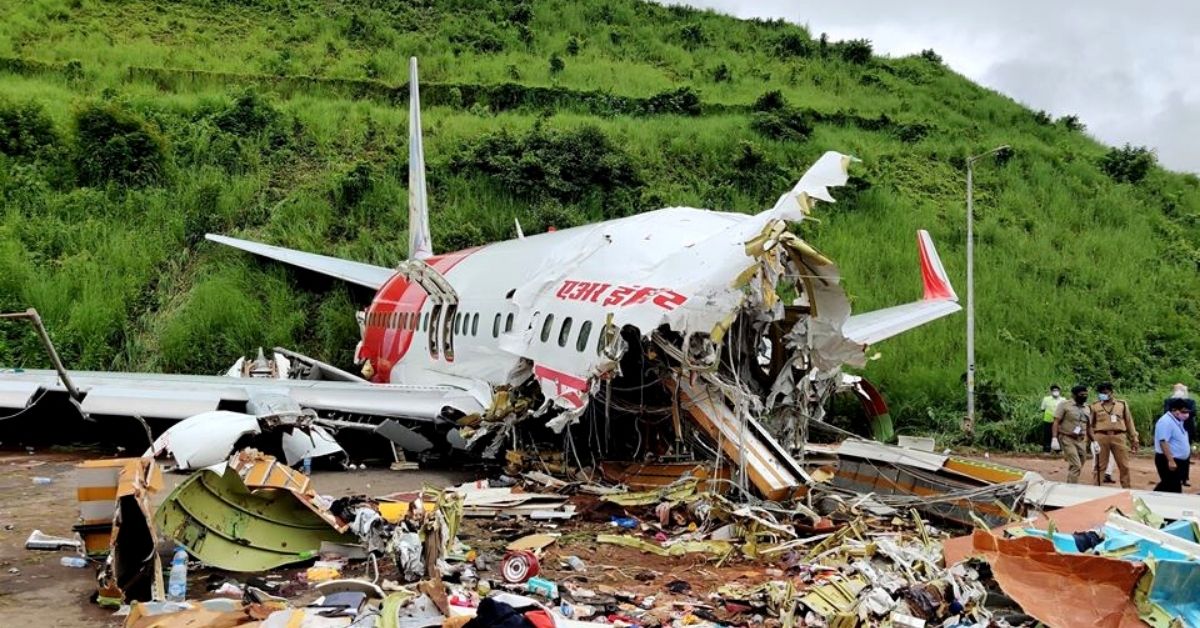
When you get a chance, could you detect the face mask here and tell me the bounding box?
[1098,393,1111,402]
[1051,391,1060,398]
[1074,394,1088,403]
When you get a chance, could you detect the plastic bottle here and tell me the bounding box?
[60,556,87,568]
[167,546,188,602]
[32,477,53,485]
[301,457,312,475]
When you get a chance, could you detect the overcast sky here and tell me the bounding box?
[666,1,1200,173]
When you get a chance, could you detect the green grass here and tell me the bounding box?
[1,0,1199,449]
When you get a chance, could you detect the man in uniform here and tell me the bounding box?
[1088,382,1139,488]
[1052,385,1092,484]
[1039,385,1062,452]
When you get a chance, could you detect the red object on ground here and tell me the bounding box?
[500,550,540,584]
[524,609,554,628]
[969,530,1145,628]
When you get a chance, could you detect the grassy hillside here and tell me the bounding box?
[1,0,1198,448]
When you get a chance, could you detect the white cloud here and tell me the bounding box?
[664,1,1200,173]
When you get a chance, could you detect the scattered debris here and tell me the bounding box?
[25,529,83,551]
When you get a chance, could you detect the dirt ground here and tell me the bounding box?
[0,448,474,627]
[0,446,1191,627]
[989,449,1179,489]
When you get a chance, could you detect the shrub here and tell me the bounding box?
[895,122,930,144]
[749,91,811,141]
[772,32,810,58]
[1032,110,1052,126]
[436,220,485,251]
[711,63,731,83]
[528,202,585,232]
[723,141,788,196]
[752,90,787,112]
[919,48,942,64]
[751,109,812,141]
[642,87,701,116]
[455,124,642,207]
[0,99,58,158]
[678,23,706,49]
[1100,144,1155,184]
[1059,114,1085,132]
[549,54,565,74]
[450,25,506,54]
[838,39,873,64]
[73,102,167,187]
[211,91,282,138]
[507,2,533,25]
[566,35,581,56]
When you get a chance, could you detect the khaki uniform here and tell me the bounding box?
[1054,402,1092,483]
[1089,399,1138,488]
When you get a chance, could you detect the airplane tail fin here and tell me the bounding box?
[840,231,961,346]
[408,57,433,261]
[917,229,957,301]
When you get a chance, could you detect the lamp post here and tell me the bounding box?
[964,145,1010,438]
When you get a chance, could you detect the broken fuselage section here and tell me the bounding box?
[352,153,870,498]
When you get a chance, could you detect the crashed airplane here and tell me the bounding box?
[0,58,961,498]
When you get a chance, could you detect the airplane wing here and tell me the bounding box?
[206,234,394,290]
[842,230,961,346]
[0,369,486,423]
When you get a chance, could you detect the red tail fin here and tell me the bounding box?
[917,230,957,301]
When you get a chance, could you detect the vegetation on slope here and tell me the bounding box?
[1,0,1198,448]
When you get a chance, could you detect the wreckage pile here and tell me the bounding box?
[26,442,1200,627]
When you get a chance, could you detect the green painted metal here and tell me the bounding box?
[155,467,354,572]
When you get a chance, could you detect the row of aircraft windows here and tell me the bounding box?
[367,308,604,354]
[538,314,598,353]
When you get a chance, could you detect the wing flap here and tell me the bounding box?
[0,380,41,410]
[80,387,223,419]
[206,234,394,290]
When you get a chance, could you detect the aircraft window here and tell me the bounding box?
[429,304,441,359]
[505,313,514,332]
[471,313,479,336]
[558,317,573,347]
[405,313,413,330]
[455,312,463,334]
[391,312,399,328]
[492,313,501,337]
[576,321,592,352]
[541,314,555,343]
[443,304,457,361]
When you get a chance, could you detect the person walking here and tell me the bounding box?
[1039,385,1062,453]
[1088,382,1138,489]
[1162,383,1195,487]
[1052,385,1092,484]
[1154,399,1191,493]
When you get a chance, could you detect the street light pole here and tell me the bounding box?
[964,145,1009,438]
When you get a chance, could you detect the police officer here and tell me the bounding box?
[1089,382,1138,488]
[1052,385,1093,484]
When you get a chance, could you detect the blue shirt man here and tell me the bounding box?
[1153,401,1191,493]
